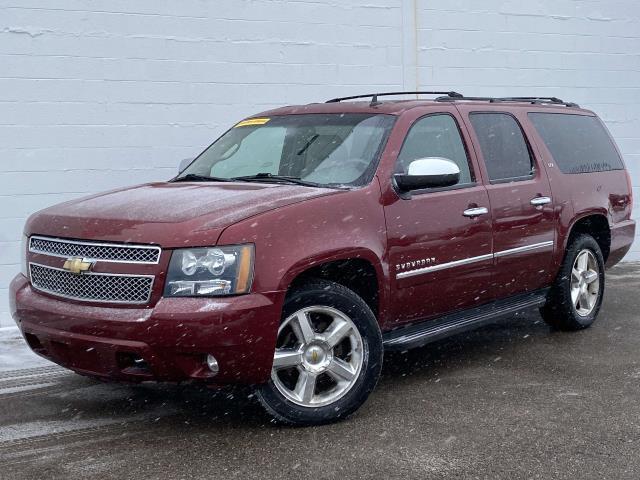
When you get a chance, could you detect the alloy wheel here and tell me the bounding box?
[570,249,600,316]
[271,306,364,408]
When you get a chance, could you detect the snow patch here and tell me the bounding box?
[0,327,54,373]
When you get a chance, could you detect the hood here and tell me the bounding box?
[26,182,339,247]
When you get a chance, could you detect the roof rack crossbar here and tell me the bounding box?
[326,91,463,105]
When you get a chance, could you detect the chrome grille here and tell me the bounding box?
[29,236,161,264]
[30,264,154,304]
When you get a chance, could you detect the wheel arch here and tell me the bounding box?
[281,250,388,324]
[565,212,611,262]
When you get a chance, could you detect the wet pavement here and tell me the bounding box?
[1,263,639,479]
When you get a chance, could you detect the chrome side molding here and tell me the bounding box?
[493,241,554,258]
[396,241,554,279]
[396,254,493,279]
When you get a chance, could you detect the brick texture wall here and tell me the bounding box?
[1,0,638,326]
[414,0,640,262]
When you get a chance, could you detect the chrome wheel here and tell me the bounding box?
[271,306,364,408]
[570,249,600,316]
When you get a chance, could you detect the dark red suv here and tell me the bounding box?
[10,92,635,425]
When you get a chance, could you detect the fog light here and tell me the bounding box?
[206,354,219,374]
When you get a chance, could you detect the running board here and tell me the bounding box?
[383,289,549,351]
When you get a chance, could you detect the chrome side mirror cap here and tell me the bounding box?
[394,157,461,192]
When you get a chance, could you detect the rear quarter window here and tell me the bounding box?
[528,113,624,174]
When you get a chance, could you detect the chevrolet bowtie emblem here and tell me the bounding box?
[63,257,94,275]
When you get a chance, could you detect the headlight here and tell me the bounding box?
[164,244,254,297]
[21,235,28,278]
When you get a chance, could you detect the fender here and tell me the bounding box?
[563,208,609,249]
[552,208,610,279]
[217,186,391,325]
[278,246,390,326]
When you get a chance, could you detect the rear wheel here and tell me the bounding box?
[541,234,605,331]
[257,280,383,425]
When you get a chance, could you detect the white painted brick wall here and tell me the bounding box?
[415,0,640,263]
[0,0,638,327]
[0,0,405,326]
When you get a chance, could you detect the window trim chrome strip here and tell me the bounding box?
[29,262,155,305]
[29,235,162,265]
[396,240,554,279]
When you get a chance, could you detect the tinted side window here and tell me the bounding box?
[469,113,534,181]
[397,114,473,185]
[528,113,624,174]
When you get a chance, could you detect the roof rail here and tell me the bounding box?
[326,91,463,106]
[435,95,579,108]
[324,91,579,108]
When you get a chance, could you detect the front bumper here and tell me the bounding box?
[10,275,284,385]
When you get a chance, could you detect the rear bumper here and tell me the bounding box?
[10,275,284,385]
[606,219,636,268]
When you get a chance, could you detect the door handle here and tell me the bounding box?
[530,196,551,206]
[463,207,489,217]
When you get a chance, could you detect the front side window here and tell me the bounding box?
[396,114,474,185]
[528,113,624,174]
[469,113,534,182]
[179,114,395,187]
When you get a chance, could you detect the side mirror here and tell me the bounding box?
[178,158,194,174]
[394,157,460,192]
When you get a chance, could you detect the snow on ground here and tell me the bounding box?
[0,326,54,372]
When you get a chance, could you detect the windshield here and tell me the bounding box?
[178,113,395,187]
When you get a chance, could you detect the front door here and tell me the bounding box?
[384,111,494,327]
[460,107,556,298]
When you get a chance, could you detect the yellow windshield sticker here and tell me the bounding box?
[235,118,271,128]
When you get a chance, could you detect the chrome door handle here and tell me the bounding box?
[463,207,489,217]
[530,196,551,206]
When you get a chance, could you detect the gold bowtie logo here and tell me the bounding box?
[63,257,94,275]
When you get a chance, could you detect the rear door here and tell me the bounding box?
[459,106,556,298]
[383,108,494,327]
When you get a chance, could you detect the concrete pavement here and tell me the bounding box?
[1,263,639,479]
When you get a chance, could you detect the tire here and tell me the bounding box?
[256,279,383,426]
[540,234,605,331]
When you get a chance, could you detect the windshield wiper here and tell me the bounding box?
[172,173,232,183]
[231,173,322,187]
[297,134,319,156]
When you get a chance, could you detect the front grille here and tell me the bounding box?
[29,236,161,264]
[30,264,154,304]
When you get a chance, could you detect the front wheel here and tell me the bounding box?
[540,234,605,331]
[256,280,383,426]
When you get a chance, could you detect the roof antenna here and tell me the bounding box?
[369,94,382,107]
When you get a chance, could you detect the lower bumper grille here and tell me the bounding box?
[29,263,154,304]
